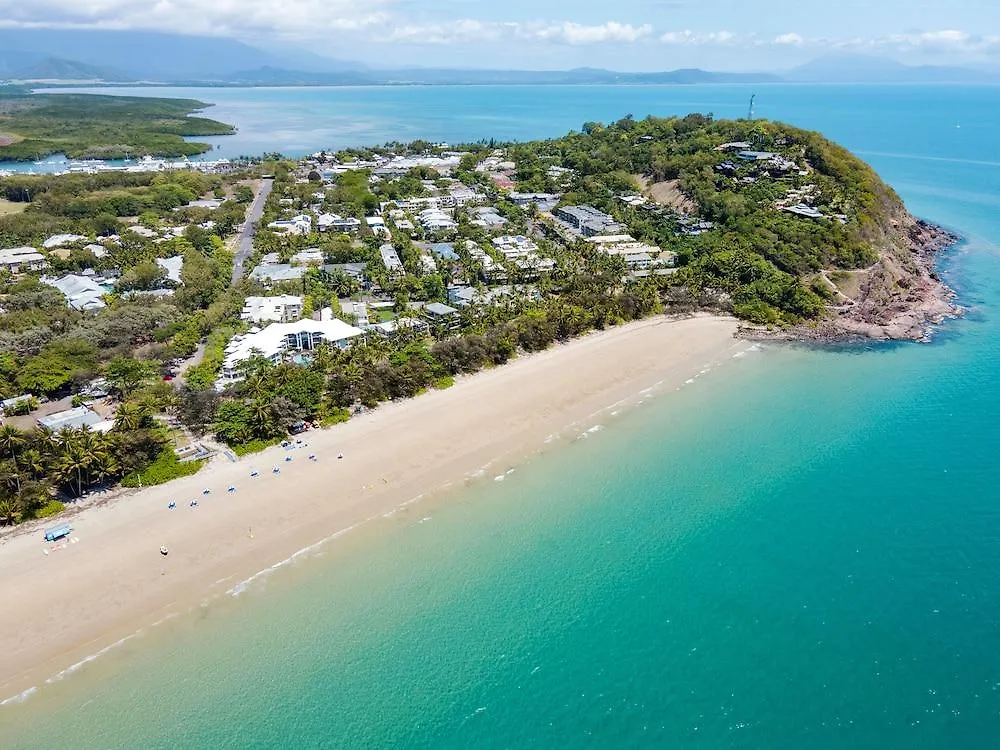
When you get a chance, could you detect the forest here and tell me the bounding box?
[0,92,235,161]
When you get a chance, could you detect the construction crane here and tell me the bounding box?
[747,94,756,121]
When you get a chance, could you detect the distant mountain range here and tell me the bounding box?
[785,54,997,83]
[0,29,994,86]
[0,55,133,82]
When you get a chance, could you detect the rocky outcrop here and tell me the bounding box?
[741,217,961,343]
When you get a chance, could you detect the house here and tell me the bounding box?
[448,185,480,206]
[783,203,825,219]
[241,295,304,324]
[317,213,362,234]
[447,285,481,307]
[470,207,507,229]
[250,263,307,284]
[267,215,312,235]
[327,262,368,283]
[464,241,506,282]
[618,194,648,208]
[42,234,86,250]
[418,208,457,232]
[423,302,461,331]
[737,151,778,162]
[492,235,538,259]
[379,244,405,276]
[369,317,429,336]
[715,141,752,152]
[156,255,184,284]
[186,198,224,210]
[554,205,624,237]
[218,319,364,385]
[42,274,108,311]
[419,253,437,274]
[365,215,389,237]
[586,235,674,271]
[339,300,369,327]
[426,242,459,260]
[126,225,157,239]
[291,248,325,266]
[1,394,34,415]
[508,192,561,211]
[38,406,112,432]
[0,246,47,274]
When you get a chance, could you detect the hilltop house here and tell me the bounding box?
[42,274,108,311]
[554,205,624,237]
[0,247,47,274]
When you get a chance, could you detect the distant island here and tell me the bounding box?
[0,111,958,527]
[0,90,235,161]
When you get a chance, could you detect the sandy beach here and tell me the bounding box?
[0,314,740,701]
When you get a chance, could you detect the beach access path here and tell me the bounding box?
[0,314,741,700]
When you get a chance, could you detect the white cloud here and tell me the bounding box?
[384,19,510,45]
[384,19,652,46]
[773,33,805,46]
[660,30,737,45]
[526,22,653,45]
[0,0,392,40]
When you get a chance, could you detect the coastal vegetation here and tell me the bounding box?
[0,92,235,161]
[0,108,949,525]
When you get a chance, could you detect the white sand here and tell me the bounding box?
[0,314,740,698]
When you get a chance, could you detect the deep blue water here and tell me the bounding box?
[4,84,1000,747]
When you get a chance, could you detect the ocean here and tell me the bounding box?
[3,84,1000,747]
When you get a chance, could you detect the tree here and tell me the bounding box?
[17,340,99,396]
[214,401,253,445]
[118,261,167,292]
[175,387,220,435]
[105,357,156,400]
[113,401,150,432]
[0,425,25,491]
[56,443,89,497]
[0,495,17,526]
[92,213,122,237]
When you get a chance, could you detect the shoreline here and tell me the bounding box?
[740,219,962,344]
[0,314,743,702]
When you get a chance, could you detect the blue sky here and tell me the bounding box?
[3,0,999,70]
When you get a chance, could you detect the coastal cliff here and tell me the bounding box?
[740,215,960,343]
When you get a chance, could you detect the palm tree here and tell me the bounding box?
[92,452,121,488]
[0,425,25,462]
[113,402,147,432]
[0,425,26,491]
[0,495,17,526]
[18,448,47,480]
[249,399,276,437]
[55,445,89,498]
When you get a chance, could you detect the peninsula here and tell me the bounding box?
[0,111,959,695]
[0,90,235,161]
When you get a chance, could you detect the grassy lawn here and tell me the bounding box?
[0,198,26,215]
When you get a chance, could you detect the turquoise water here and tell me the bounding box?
[4,85,1000,746]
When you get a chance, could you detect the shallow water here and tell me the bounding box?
[4,84,1000,747]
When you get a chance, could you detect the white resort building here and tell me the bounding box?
[218,319,364,387]
[240,295,304,324]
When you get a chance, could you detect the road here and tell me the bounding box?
[230,178,273,285]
